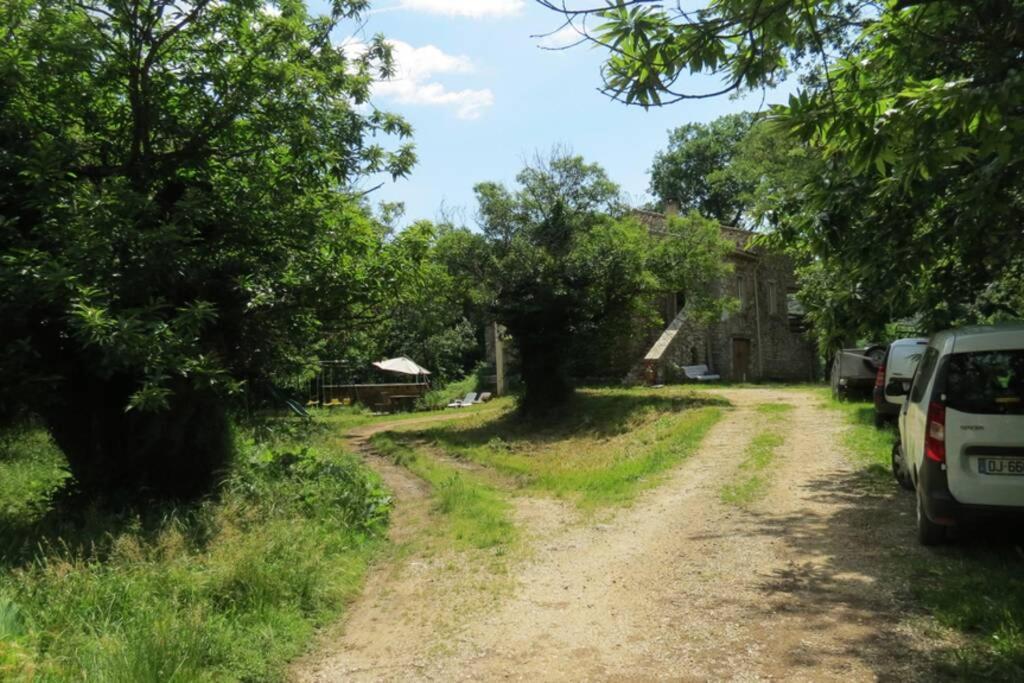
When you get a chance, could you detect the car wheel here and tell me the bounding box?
[916,487,946,545]
[874,412,887,429]
[891,443,914,491]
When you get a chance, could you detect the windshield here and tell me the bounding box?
[944,350,1024,415]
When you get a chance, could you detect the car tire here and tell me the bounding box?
[916,487,946,545]
[874,412,887,429]
[891,443,914,491]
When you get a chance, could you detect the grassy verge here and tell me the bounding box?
[404,387,727,509]
[307,396,511,434]
[719,403,793,506]
[0,420,389,682]
[819,389,895,486]
[369,433,515,551]
[823,393,1024,680]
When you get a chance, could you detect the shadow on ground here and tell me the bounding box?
[413,388,731,448]
[701,464,1024,681]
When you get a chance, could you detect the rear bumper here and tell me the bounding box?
[873,388,900,416]
[919,458,1024,524]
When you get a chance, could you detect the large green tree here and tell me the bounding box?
[325,220,485,386]
[537,0,1024,346]
[649,112,754,224]
[477,152,730,413]
[0,0,415,498]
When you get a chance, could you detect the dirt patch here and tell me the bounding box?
[293,388,956,682]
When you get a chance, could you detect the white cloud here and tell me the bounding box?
[350,39,495,120]
[399,0,524,18]
[536,25,584,49]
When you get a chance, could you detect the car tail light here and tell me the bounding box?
[925,400,946,463]
[875,364,886,389]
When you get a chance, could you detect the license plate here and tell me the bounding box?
[977,457,1024,476]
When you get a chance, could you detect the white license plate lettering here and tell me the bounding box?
[978,458,1024,475]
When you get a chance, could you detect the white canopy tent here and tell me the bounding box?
[372,356,432,383]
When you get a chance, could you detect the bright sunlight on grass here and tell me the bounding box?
[394,387,728,509]
[370,433,516,551]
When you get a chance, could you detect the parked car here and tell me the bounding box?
[873,338,929,427]
[892,324,1024,545]
[830,344,887,401]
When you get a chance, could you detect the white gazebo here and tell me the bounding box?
[372,356,432,384]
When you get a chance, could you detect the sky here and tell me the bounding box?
[314,0,797,227]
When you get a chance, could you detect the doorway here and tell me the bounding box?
[732,338,752,382]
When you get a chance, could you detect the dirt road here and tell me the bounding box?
[294,388,953,681]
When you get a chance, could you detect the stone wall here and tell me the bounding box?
[708,250,818,382]
[485,212,820,386]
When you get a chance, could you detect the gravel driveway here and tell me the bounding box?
[294,387,955,682]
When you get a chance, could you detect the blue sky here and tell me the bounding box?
[321,0,796,226]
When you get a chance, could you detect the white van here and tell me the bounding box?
[873,338,928,426]
[894,324,1024,544]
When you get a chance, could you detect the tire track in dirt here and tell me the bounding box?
[294,389,955,682]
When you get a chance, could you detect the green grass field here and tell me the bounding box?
[382,387,727,509]
[370,433,516,551]
[0,420,388,682]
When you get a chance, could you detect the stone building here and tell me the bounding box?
[482,208,819,391]
[631,209,818,383]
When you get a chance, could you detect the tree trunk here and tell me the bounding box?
[42,366,231,502]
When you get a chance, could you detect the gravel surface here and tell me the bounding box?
[292,388,956,682]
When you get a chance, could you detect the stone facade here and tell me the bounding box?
[634,212,818,383]
[483,211,819,389]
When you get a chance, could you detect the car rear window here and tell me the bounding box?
[944,350,1024,415]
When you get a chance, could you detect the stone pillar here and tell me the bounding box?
[492,321,507,396]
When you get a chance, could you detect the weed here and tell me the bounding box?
[820,390,895,486]
[0,420,389,682]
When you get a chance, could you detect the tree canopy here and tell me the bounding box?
[649,112,754,224]
[538,0,1024,349]
[0,0,415,498]
[477,152,731,413]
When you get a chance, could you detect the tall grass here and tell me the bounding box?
[0,421,389,682]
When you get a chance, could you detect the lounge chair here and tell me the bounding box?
[447,392,478,408]
[476,392,492,403]
[682,364,721,382]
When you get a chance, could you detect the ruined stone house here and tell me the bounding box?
[483,208,818,392]
[632,209,818,383]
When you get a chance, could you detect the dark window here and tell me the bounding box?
[909,347,940,404]
[944,350,1024,415]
